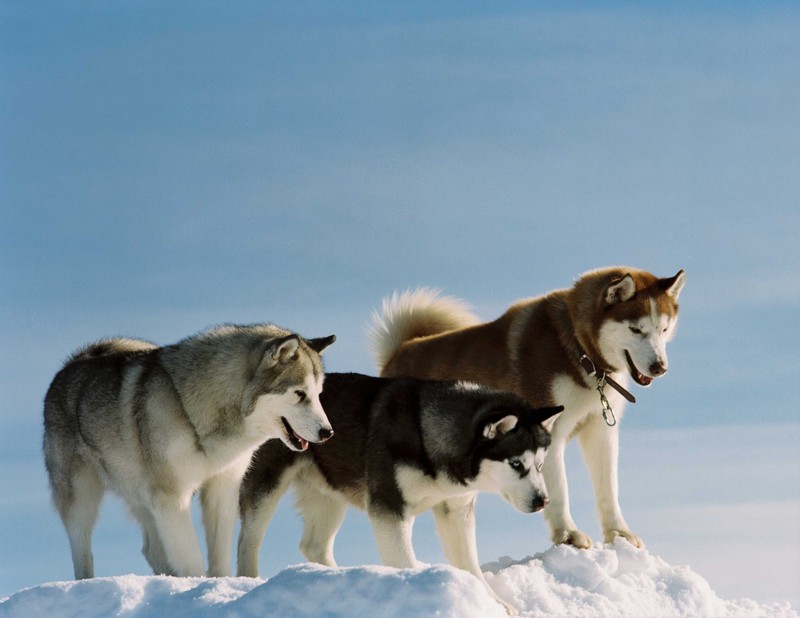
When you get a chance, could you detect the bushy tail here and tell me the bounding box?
[368,288,480,371]
[66,337,157,365]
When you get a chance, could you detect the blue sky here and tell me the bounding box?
[1,0,798,608]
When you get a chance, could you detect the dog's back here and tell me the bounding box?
[372,290,534,397]
[44,338,158,441]
[65,337,158,363]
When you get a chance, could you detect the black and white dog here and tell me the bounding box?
[238,372,561,614]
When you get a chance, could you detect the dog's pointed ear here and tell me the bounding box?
[532,405,563,425]
[265,335,300,367]
[517,405,563,429]
[661,270,685,302]
[306,335,336,354]
[482,414,518,440]
[605,274,636,304]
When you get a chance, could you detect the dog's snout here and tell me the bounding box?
[649,361,667,377]
[318,427,334,442]
[530,495,549,513]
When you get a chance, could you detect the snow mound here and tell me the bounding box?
[1,542,795,618]
[483,540,796,617]
[0,565,505,618]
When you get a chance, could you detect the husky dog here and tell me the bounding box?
[238,372,561,614]
[370,267,685,549]
[43,324,335,580]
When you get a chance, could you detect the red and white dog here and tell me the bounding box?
[370,267,685,549]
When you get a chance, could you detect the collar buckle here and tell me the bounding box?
[578,352,634,427]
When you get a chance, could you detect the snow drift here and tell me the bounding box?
[0,540,795,618]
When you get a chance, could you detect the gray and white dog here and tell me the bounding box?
[238,372,561,614]
[43,324,335,580]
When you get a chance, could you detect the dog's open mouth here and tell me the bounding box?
[625,351,653,387]
[281,417,309,451]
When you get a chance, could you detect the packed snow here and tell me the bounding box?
[1,540,794,618]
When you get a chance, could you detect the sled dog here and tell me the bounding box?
[44,324,335,579]
[370,267,685,549]
[238,372,562,614]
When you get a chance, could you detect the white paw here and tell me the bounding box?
[553,528,593,549]
[604,529,645,549]
[496,597,518,616]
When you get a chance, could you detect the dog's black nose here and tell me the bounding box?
[530,496,549,512]
[318,427,334,442]
[649,361,667,377]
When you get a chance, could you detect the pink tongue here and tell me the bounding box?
[640,374,653,385]
[298,437,309,451]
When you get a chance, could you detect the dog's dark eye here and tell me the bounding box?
[509,460,524,471]
[628,326,642,335]
[295,390,307,403]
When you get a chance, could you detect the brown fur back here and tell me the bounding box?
[371,267,683,407]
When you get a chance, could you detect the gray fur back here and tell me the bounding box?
[44,323,327,475]
[65,337,157,364]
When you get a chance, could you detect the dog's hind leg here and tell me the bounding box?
[295,484,347,566]
[237,467,296,577]
[432,495,517,615]
[56,461,104,580]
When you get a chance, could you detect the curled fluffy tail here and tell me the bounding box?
[368,288,480,371]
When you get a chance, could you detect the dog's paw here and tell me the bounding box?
[486,585,518,615]
[497,598,518,616]
[604,528,645,549]
[552,528,593,549]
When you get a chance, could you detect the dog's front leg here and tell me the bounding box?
[202,460,250,576]
[130,503,174,576]
[150,490,206,577]
[433,495,518,615]
[577,416,643,548]
[542,410,592,548]
[432,494,480,573]
[368,510,418,568]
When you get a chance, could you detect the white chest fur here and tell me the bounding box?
[548,373,629,440]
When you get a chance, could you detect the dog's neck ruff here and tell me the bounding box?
[555,301,635,425]
[578,352,636,427]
